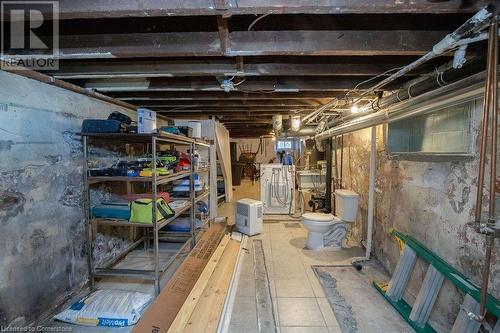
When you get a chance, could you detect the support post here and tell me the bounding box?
[325,138,333,213]
[152,137,160,295]
[83,136,94,290]
[366,126,376,260]
[210,119,218,219]
[190,143,196,248]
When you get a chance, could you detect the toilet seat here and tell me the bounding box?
[302,213,342,226]
[302,212,335,221]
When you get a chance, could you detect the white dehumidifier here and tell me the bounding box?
[236,198,263,236]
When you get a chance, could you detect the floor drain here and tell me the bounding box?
[284,223,301,228]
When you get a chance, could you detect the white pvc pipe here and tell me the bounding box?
[351,6,492,104]
[366,126,376,260]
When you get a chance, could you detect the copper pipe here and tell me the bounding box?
[480,234,495,317]
[475,21,496,226]
[333,136,338,214]
[340,134,344,189]
[488,20,498,222]
[479,19,498,319]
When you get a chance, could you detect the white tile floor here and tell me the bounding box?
[46,179,365,333]
[225,180,365,333]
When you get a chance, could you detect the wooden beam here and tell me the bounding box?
[134,99,324,107]
[83,76,403,92]
[154,107,317,112]
[159,111,299,117]
[228,124,273,133]
[216,16,230,55]
[224,119,274,122]
[56,30,447,59]
[107,91,353,100]
[52,0,486,20]
[225,125,273,129]
[51,59,424,79]
[229,30,447,57]
[58,32,221,58]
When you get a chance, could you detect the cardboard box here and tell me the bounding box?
[133,223,226,333]
[137,108,157,133]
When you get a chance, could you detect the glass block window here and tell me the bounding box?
[277,140,292,149]
[387,102,472,155]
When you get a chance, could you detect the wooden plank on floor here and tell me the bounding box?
[133,223,226,333]
[183,240,241,333]
[217,234,248,333]
[167,234,231,333]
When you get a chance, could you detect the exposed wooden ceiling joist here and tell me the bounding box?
[36,1,488,138]
[57,30,448,59]
[106,91,363,100]
[134,99,326,108]
[145,109,316,115]
[156,111,301,116]
[50,59,425,79]
[51,0,486,20]
[81,76,403,92]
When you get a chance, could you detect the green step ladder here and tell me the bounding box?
[374,229,500,333]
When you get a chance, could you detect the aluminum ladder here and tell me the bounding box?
[373,229,500,333]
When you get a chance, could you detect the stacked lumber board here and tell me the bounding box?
[133,223,242,333]
[171,238,240,333]
[134,223,227,333]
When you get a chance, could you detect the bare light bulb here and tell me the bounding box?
[351,104,359,113]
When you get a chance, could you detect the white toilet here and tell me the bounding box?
[301,190,359,251]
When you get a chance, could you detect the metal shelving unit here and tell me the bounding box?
[80,132,211,295]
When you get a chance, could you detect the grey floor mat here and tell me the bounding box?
[312,264,413,333]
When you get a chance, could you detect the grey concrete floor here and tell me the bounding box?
[313,265,413,333]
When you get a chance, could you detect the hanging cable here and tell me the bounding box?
[345,66,405,99]
[248,11,275,31]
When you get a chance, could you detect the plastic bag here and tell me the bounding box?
[54,289,152,327]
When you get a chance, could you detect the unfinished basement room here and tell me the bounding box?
[1,1,500,333]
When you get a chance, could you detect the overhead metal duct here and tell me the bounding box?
[280,126,317,137]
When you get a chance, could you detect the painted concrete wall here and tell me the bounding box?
[338,98,499,331]
[0,70,136,327]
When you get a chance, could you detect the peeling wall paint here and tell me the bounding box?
[337,98,499,330]
[0,70,136,327]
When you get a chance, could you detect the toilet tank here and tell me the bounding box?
[334,190,359,222]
